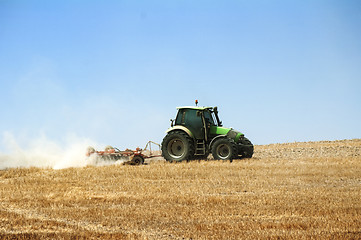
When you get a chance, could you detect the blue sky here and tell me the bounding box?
[1,0,360,150]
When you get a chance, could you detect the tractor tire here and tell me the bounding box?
[161,131,195,162]
[238,137,254,158]
[212,138,238,162]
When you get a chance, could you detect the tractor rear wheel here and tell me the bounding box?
[212,138,238,162]
[161,131,195,162]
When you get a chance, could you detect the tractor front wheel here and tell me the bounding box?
[238,137,254,158]
[161,131,195,162]
[212,138,238,162]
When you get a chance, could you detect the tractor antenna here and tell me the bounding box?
[195,99,198,106]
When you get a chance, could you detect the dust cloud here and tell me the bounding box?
[0,132,118,170]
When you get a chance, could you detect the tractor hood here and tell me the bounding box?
[210,126,244,142]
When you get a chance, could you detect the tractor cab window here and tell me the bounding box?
[184,109,202,127]
[203,110,215,126]
[175,108,204,139]
[175,109,185,125]
[175,109,202,126]
[184,109,203,139]
[211,112,218,126]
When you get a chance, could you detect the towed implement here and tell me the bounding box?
[86,141,161,165]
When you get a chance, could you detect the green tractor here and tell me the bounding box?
[161,104,253,162]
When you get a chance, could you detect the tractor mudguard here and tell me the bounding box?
[166,126,194,139]
[209,135,227,151]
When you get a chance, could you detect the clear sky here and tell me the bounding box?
[1,0,360,151]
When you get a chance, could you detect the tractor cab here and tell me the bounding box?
[174,106,218,140]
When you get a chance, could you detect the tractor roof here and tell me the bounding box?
[176,106,213,110]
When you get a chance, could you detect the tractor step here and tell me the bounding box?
[195,139,206,155]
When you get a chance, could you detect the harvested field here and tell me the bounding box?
[0,139,360,239]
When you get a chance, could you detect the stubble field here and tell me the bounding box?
[0,139,360,239]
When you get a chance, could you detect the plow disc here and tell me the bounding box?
[86,141,161,165]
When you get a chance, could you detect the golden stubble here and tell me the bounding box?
[0,139,360,239]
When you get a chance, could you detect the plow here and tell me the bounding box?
[86,141,161,165]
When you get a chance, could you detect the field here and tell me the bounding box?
[1,139,360,239]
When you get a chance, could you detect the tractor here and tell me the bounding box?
[161,102,253,162]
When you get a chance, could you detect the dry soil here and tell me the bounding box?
[0,139,360,239]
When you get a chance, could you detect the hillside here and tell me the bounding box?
[0,139,360,239]
[254,139,361,159]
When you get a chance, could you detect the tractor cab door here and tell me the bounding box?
[175,109,205,140]
[203,109,216,139]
